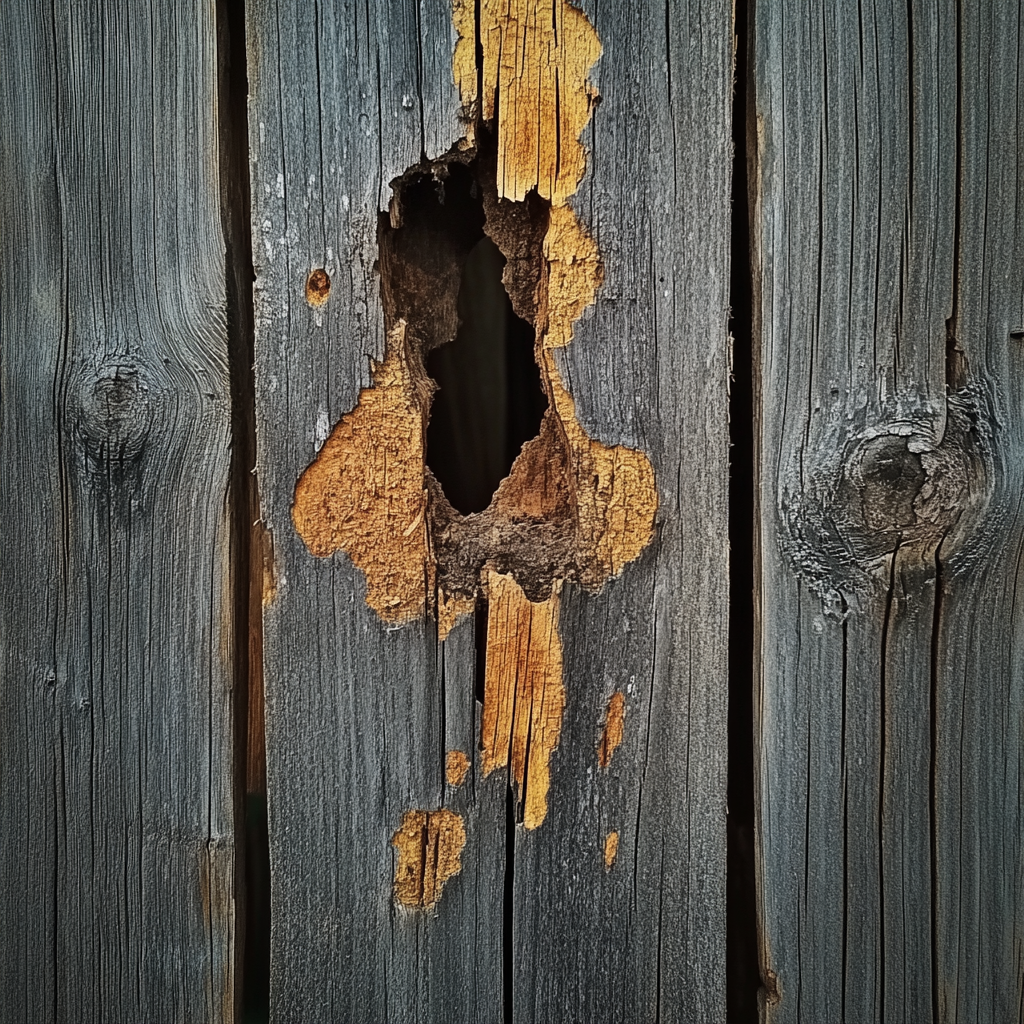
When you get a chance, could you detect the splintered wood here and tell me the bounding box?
[453,0,601,205]
[481,572,565,829]
[291,0,657,841]
[392,809,467,909]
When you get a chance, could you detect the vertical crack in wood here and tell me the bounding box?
[215,0,268,1017]
[944,1,967,392]
[728,0,762,1018]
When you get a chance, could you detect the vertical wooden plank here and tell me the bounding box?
[247,3,486,1019]
[248,0,731,1019]
[753,0,1024,1019]
[934,5,1024,1019]
[509,3,733,1022]
[0,2,238,1021]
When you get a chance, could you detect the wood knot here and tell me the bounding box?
[73,362,155,463]
[779,391,993,609]
[834,432,966,560]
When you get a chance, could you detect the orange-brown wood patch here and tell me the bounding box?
[604,831,620,870]
[392,808,467,908]
[446,750,471,787]
[291,322,432,623]
[481,572,565,829]
[597,690,626,769]
[454,0,601,205]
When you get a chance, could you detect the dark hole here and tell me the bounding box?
[426,234,547,515]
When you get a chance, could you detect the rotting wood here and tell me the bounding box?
[603,832,620,871]
[480,572,565,829]
[292,320,432,622]
[392,809,467,909]
[291,0,657,629]
[304,269,332,307]
[445,750,471,787]
[246,0,732,1015]
[289,0,657,837]
[597,690,626,769]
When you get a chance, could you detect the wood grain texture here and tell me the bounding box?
[0,1,238,1020]
[246,0,732,1021]
[752,0,1024,1019]
[510,3,733,1021]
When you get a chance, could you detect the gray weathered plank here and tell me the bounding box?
[753,0,1024,1019]
[0,1,239,1020]
[247,0,732,1021]
[510,3,733,1022]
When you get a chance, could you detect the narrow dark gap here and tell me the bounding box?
[423,182,547,516]
[474,597,488,708]
[726,0,761,1020]
[216,0,270,1021]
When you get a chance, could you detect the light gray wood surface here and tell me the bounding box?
[753,0,1024,1020]
[0,1,239,1020]
[246,1,733,1020]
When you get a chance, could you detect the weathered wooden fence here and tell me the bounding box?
[0,0,1020,1022]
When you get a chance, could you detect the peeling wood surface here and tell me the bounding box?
[246,0,732,1020]
[0,1,238,1021]
[753,1,1024,1020]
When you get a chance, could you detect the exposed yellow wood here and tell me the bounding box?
[454,0,602,206]
[481,572,565,829]
[597,690,626,769]
[392,809,467,908]
[604,831,619,870]
[438,589,475,641]
[446,750,471,787]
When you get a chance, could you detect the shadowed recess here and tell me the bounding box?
[424,189,547,515]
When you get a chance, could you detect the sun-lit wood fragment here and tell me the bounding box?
[481,572,565,829]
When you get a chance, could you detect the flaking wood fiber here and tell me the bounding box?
[290,0,657,876]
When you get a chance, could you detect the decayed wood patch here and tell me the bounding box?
[445,750,471,787]
[304,268,331,307]
[481,572,565,829]
[597,690,626,768]
[291,322,432,622]
[604,831,619,871]
[292,0,656,833]
[454,0,601,205]
[392,809,467,909]
[293,0,655,621]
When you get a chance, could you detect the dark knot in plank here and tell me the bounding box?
[778,389,994,611]
[74,361,156,465]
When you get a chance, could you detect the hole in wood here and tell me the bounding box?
[379,156,547,516]
[427,233,547,514]
[305,267,331,306]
